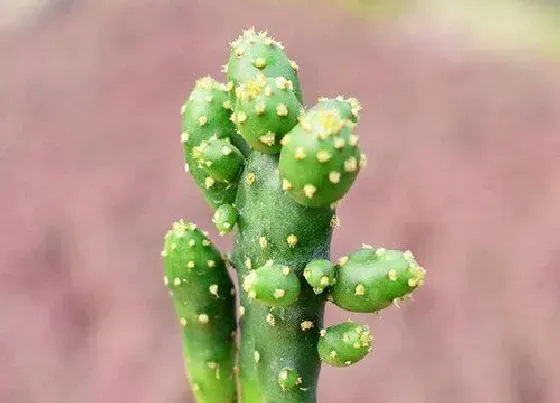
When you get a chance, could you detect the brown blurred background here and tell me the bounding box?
[1,1,560,402]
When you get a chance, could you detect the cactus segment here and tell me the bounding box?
[193,137,244,183]
[181,76,245,150]
[303,259,336,294]
[227,27,303,105]
[278,102,363,207]
[243,263,301,307]
[318,322,373,367]
[314,96,362,123]
[232,74,302,153]
[330,246,426,313]
[181,76,247,209]
[232,152,333,403]
[166,28,428,403]
[162,219,237,402]
[277,367,303,391]
[212,203,238,235]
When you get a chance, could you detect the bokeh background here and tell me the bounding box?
[1,1,560,402]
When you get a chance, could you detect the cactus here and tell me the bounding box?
[303,259,336,295]
[162,221,237,402]
[162,27,427,403]
[317,322,373,367]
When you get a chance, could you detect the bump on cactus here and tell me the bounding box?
[162,27,427,403]
[303,259,336,294]
[278,103,364,207]
[277,367,303,391]
[193,136,245,183]
[243,263,301,307]
[212,203,238,235]
[181,76,247,209]
[318,322,373,367]
[233,74,303,153]
[227,27,303,105]
[331,246,426,313]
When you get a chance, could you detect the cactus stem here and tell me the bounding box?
[167,29,427,403]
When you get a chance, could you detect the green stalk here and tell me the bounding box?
[232,152,333,402]
[162,222,237,402]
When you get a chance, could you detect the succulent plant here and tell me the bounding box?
[162,27,426,403]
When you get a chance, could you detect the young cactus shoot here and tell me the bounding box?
[162,27,427,403]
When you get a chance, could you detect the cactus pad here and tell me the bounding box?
[243,263,301,307]
[278,103,364,207]
[181,77,246,209]
[193,137,244,183]
[303,259,336,294]
[318,322,373,367]
[212,203,238,235]
[162,220,237,402]
[330,246,427,313]
[232,74,302,153]
[227,27,303,105]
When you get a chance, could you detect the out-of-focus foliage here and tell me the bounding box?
[350,0,560,57]
[6,0,559,56]
[256,0,409,20]
[296,0,560,57]
[427,0,560,57]
[0,0,51,30]
[327,0,409,19]
[2,1,560,402]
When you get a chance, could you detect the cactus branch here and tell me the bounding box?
[162,27,427,403]
[162,220,237,402]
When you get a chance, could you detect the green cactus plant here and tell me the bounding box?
[162,27,427,403]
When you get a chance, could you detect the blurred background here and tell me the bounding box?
[1,1,559,402]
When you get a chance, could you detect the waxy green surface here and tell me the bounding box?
[278,102,364,207]
[232,152,333,403]
[330,247,426,313]
[227,27,303,106]
[233,74,302,153]
[162,220,237,403]
[318,322,373,367]
[303,259,336,295]
[164,27,427,403]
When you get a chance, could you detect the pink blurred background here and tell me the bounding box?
[1,1,560,402]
